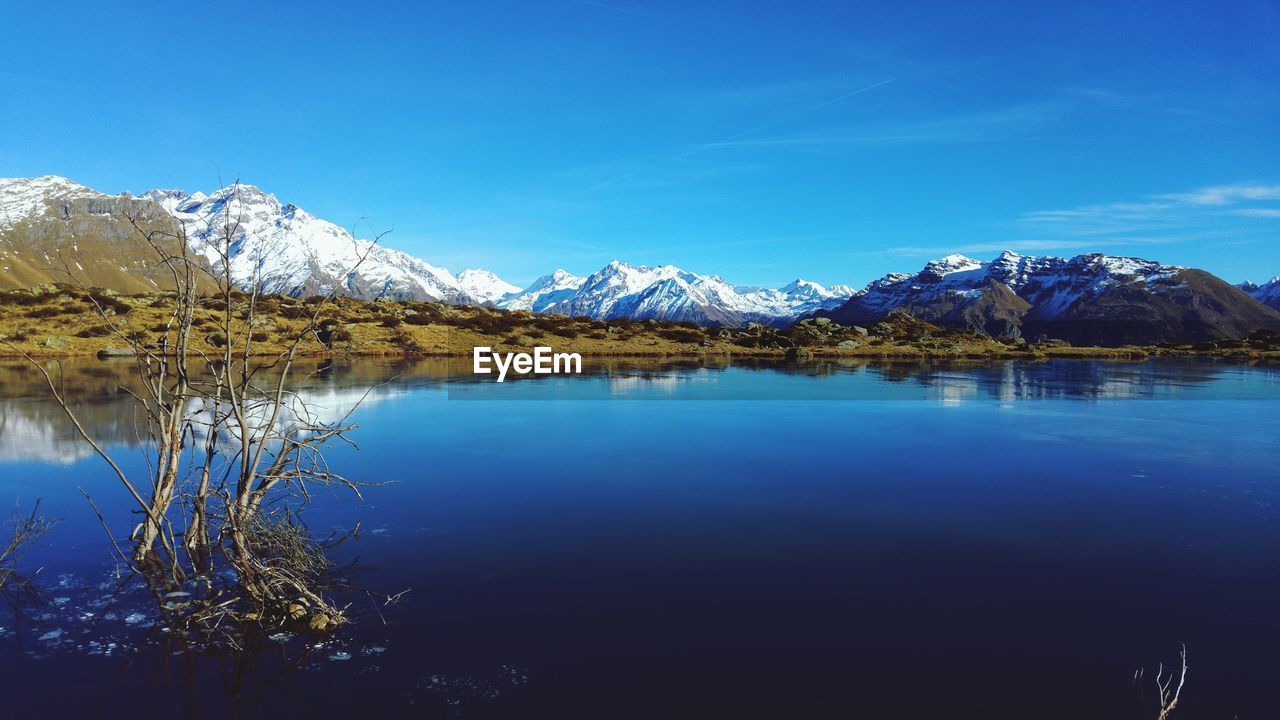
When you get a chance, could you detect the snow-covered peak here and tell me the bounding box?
[0,176,98,227]
[867,272,912,290]
[207,182,275,203]
[986,250,1065,290]
[529,268,584,290]
[1240,276,1280,311]
[1070,252,1184,277]
[865,251,1183,296]
[593,260,689,284]
[141,188,190,208]
[455,268,520,303]
[569,261,697,308]
[144,183,482,303]
[498,269,586,312]
[780,278,854,301]
[503,261,856,325]
[921,254,983,278]
[780,278,823,295]
[844,250,1198,325]
[1246,276,1280,289]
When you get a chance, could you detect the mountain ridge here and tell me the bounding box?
[1240,277,1280,311]
[817,250,1280,344]
[3,175,1279,343]
[512,259,852,326]
[0,176,206,293]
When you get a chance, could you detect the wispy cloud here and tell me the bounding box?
[692,98,1067,153]
[1231,208,1280,219]
[881,182,1279,263]
[583,78,895,191]
[1021,183,1280,232]
[882,236,1197,258]
[1022,201,1174,223]
[1159,184,1280,206]
[667,84,1246,156]
[984,182,1280,258]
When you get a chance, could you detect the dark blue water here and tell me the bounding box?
[2,358,1279,718]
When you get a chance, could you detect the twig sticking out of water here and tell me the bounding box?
[1136,643,1188,720]
[0,497,57,593]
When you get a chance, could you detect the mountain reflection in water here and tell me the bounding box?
[0,356,1275,463]
[1,356,1279,718]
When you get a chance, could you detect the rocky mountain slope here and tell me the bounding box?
[0,176,200,292]
[818,251,1280,345]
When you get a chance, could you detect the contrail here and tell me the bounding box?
[585,78,894,191]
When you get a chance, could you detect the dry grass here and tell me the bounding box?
[2,285,1277,362]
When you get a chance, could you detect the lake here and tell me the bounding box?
[1,357,1279,718]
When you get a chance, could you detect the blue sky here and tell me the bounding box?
[2,0,1278,288]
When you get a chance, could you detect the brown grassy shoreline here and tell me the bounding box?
[2,285,1278,364]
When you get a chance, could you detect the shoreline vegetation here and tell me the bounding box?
[3,283,1280,364]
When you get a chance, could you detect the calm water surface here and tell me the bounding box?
[1,358,1279,718]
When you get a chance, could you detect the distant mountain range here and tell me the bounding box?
[1240,277,1280,312]
[2,175,1279,344]
[816,251,1280,345]
[0,177,853,325]
[494,262,853,326]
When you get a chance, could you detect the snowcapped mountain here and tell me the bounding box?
[497,269,586,312]
[142,184,504,303]
[820,250,1280,344]
[455,268,520,304]
[780,278,856,303]
[499,260,853,326]
[8,176,1279,343]
[0,176,197,292]
[0,176,97,229]
[3,177,851,323]
[1240,277,1280,312]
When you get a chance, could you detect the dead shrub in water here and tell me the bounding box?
[3,188,401,645]
[0,498,56,596]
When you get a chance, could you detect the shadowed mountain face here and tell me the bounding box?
[819,252,1280,345]
[0,177,201,293]
[1021,268,1280,346]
